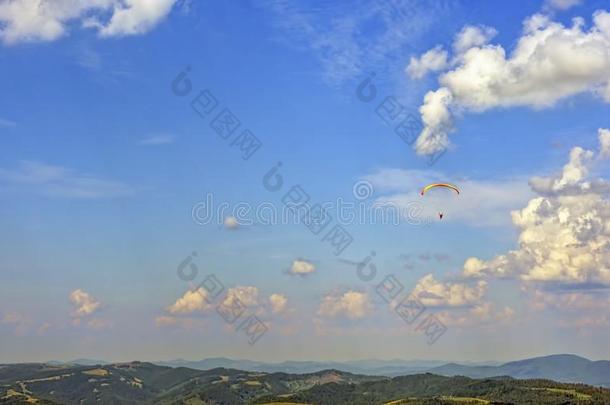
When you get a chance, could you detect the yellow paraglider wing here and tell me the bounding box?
[420,183,460,196]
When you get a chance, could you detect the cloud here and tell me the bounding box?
[220,286,260,308]
[599,128,610,159]
[166,288,211,314]
[406,45,449,79]
[89,0,177,38]
[0,0,177,45]
[462,130,610,287]
[437,302,514,327]
[410,10,610,155]
[287,259,316,276]
[269,293,288,314]
[70,289,100,317]
[163,285,286,325]
[412,274,487,307]
[0,160,133,198]
[363,168,533,227]
[545,0,582,11]
[223,216,240,230]
[528,146,597,195]
[452,25,497,54]
[139,134,175,145]
[263,0,452,84]
[318,290,372,320]
[154,315,206,329]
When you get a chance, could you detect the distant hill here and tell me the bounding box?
[155,354,610,387]
[431,354,610,388]
[58,354,610,388]
[154,357,487,377]
[1,361,610,404]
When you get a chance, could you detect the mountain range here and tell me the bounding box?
[2,360,610,404]
[47,354,610,388]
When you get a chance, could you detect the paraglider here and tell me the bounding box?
[420,183,460,219]
[420,183,460,196]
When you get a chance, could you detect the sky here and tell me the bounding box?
[0,0,609,364]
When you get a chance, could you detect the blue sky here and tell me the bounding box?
[1,0,610,363]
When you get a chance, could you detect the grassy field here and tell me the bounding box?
[528,387,592,400]
[384,398,490,405]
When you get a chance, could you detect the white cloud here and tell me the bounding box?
[220,286,259,308]
[139,134,175,145]
[0,160,133,198]
[411,10,610,155]
[599,128,610,159]
[288,259,316,275]
[70,289,100,317]
[364,168,532,227]
[269,293,288,314]
[452,25,497,54]
[93,0,177,38]
[462,130,610,287]
[318,290,372,319]
[0,0,177,45]
[411,274,487,307]
[406,46,449,79]
[529,146,595,194]
[166,288,211,314]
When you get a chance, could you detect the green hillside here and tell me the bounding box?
[1,362,609,404]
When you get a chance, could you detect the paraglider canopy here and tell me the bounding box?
[420,183,460,196]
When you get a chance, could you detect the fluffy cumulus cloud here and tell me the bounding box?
[452,25,497,54]
[408,9,610,155]
[162,285,289,324]
[88,0,176,38]
[412,274,487,307]
[166,288,211,314]
[0,0,177,45]
[220,286,259,308]
[288,259,316,276]
[269,293,288,314]
[462,130,610,286]
[406,46,449,79]
[318,290,372,320]
[69,289,100,317]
